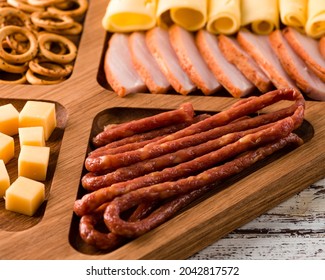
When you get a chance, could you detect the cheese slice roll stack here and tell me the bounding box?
[305,0,325,38]
[279,0,307,32]
[207,0,241,35]
[102,0,157,32]
[156,0,207,31]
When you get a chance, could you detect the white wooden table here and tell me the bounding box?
[190,177,325,260]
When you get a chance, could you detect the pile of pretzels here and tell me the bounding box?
[0,0,88,85]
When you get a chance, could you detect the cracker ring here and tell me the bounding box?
[0,72,27,84]
[0,7,33,29]
[44,40,68,55]
[0,57,29,73]
[0,26,38,63]
[26,68,65,84]
[38,32,77,63]
[31,11,74,30]
[27,0,65,7]
[7,0,45,13]
[29,56,73,78]
[47,0,88,21]
[43,21,83,35]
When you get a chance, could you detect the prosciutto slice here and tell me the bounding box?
[237,29,297,90]
[168,24,222,95]
[145,27,196,95]
[283,27,325,82]
[104,33,147,97]
[129,32,171,94]
[196,29,255,98]
[218,34,273,93]
[269,29,325,101]
[320,36,325,59]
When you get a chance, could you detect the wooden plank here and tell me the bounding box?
[0,0,324,260]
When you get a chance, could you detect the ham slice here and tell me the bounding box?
[237,29,297,90]
[129,32,171,94]
[320,36,325,59]
[269,29,325,101]
[218,34,273,93]
[283,27,325,82]
[104,33,147,97]
[168,24,221,95]
[145,27,196,95]
[196,29,255,98]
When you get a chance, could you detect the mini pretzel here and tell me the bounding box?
[26,68,65,84]
[47,0,88,21]
[27,0,65,7]
[29,56,73,78]
[0,72,27,84]
[31,11,74,30]
[7,0,45,13]
[0,57,29,73]
[0,26,38,63]
[38,32,77,63]
[0,7,33,29]
[43,21,82,35]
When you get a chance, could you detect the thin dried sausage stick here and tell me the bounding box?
[82,123,274,191]
[74,107,303,217]
[85,97,303,173]
[92,102,195,147]
[89,114,210,158]
[103,133,303,238]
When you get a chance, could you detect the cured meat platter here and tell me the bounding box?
[0,0,324,259]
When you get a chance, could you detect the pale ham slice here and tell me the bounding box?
[104,33,147,97]
[269,29,325,101]
[145,27,196,95]
[218,34,273,93]
[321,36,325,59]
[237,29,297,90]
[129,32,171,94]
[196,29,255,98]
[283,27,325,82]
[168,24,222,95]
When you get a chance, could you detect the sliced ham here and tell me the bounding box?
[237,29,297,90]
[320,36,325,59]
[145,27,196,95]
[217,34,273,93]
[168,24,222,95]
[104,33,147,97]
[129,32,171,94]
[269,29,325,101]
[283,27,325,82]
[196,29,255,98]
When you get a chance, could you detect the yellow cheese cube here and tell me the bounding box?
[5,176,45,216]
[0,132,14,164]
[19,127,45,147]
[0,160,10,197]
[19,101,57,141]
[18,145,50,181]
[0,103,19,136]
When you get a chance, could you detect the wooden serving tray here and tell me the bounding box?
[0,0,324,259]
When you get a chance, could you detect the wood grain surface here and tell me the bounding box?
[0,0,324,260]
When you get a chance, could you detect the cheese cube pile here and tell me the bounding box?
[5,176,45,216]
[0,104,19,136]
[0,160,10,197]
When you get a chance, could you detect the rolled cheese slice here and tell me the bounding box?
[156,0,207,31]
[279,0,307,31]
[305,0,325,38]
[241,0,279,35]
[207,0,241,35]
[102,0,157,32]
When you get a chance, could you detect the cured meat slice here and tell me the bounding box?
[269,29,325,101]
[320,36,325,59]
[104,33,147,97]
[237,29,297,90]
[169,24,221,95]
[218,34,273,93]
[129,32,171,94]
[196,29,255,98]
[145,27,196,95]
[283,27,325,82]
